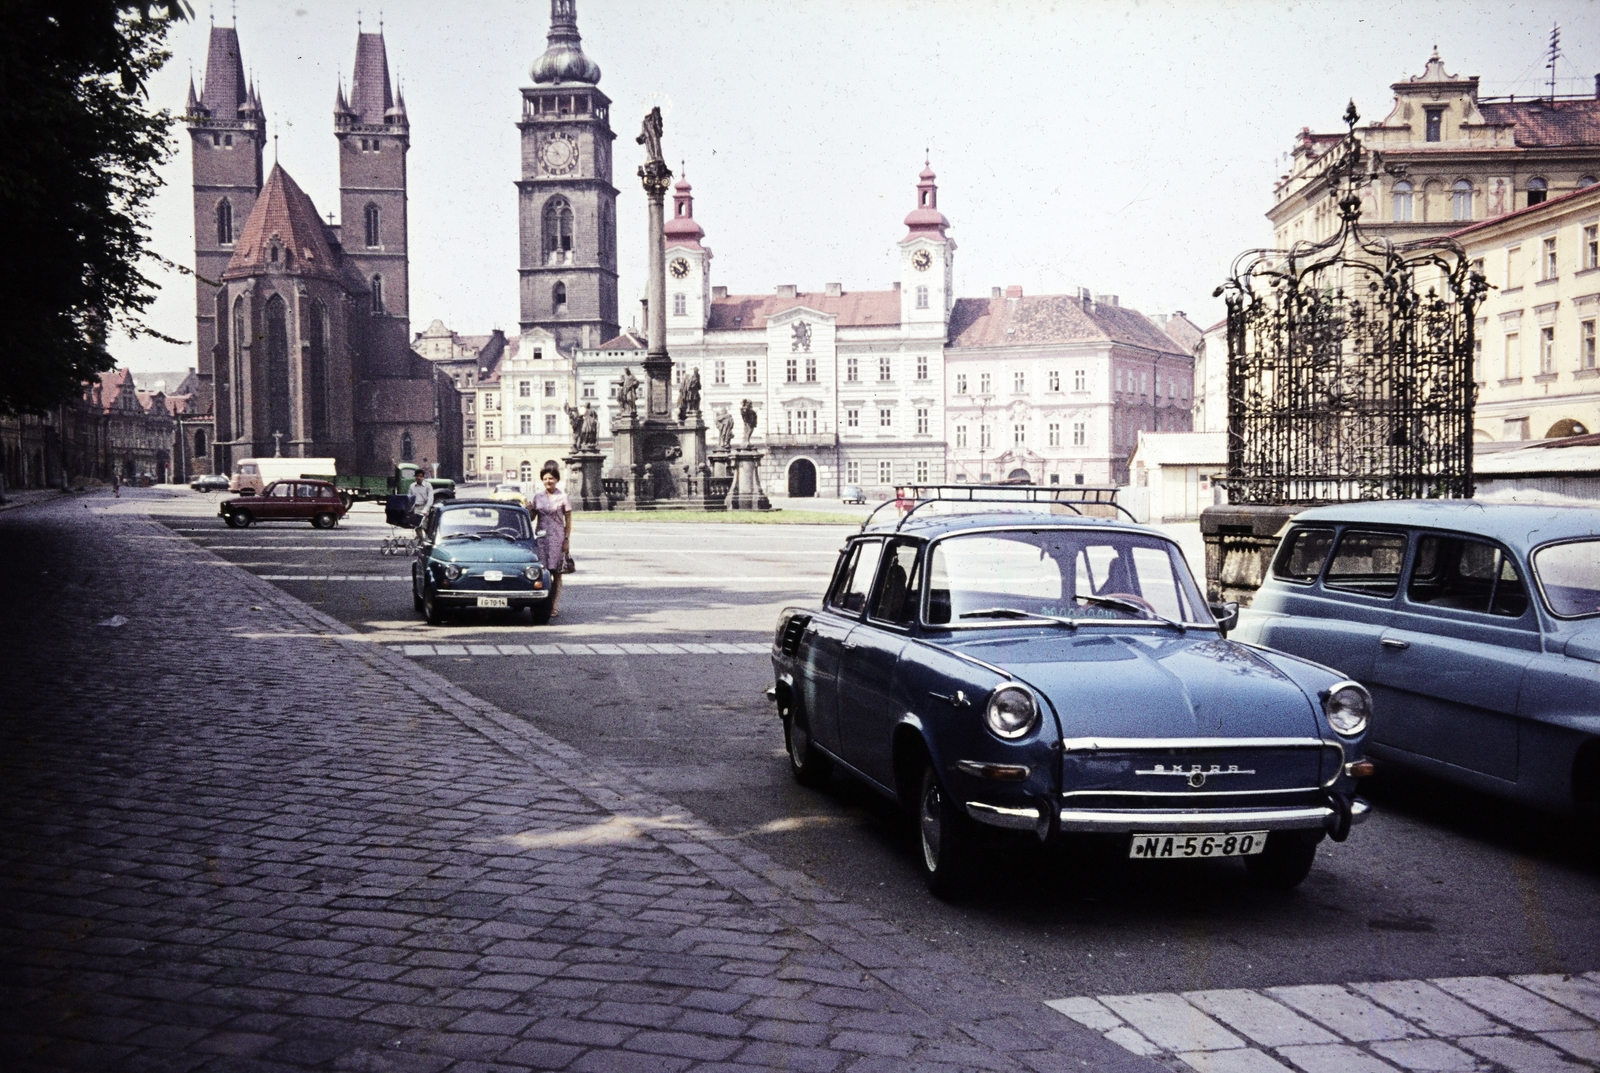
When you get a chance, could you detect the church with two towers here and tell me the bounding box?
[184,22,459,479]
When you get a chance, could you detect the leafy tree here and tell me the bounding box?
[0,1,190,414]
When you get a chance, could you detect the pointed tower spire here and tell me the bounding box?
[186,73,201,115]
[199,22,247,116]
[902,160,948,239]
[349,27,395,123]
[530,0,601,84]
[665,175,705,250]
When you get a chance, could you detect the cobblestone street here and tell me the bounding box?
[0,492,1152,1072]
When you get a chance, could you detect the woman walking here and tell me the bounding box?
[532,461,572,618]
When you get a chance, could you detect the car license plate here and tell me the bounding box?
[1128,832,1268,859]
[476,596,509,608]
[482,570,504,582]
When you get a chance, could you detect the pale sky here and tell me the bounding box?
[115,0,1600,377]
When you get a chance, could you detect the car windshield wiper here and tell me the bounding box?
[440,532,481,542]
[1074,594,1186,632]
[959,607,1079,629]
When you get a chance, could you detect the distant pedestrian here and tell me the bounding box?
[532,462,572,618]
[408,470,434,540]
[111,470,120,498]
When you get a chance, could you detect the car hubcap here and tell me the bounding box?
[920,782,942,872]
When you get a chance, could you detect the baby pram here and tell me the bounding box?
[380,495,419,556]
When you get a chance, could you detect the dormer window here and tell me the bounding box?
[1527,178,1548,207]
[1425,108,1443,142]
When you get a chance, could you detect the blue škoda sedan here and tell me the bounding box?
[412,502,554,625]
[769,496,1373,896]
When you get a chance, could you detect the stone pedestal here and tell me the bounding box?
[708,450,733,480]
[1198,504,1299,607]
[563,450,607,511]
[728,449,771,511]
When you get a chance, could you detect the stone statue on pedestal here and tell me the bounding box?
[579,403,598,450]
[715,408,735,451]
[637,107,665,166]
[564,404,584,452]
[676,368,701,421]
[617,368,640,416]
[740,399,758,447]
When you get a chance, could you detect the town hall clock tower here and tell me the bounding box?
[517,0,619,352]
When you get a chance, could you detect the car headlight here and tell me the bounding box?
[1323,681,1371,737]
[523,564,540,581]
[441,563,464,582]
[985,685,1038,740]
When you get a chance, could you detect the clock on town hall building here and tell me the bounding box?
[911,249,932,271]
[540,132,578,176]
[669,256,690,279]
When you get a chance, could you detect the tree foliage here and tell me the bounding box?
[0,2,190,414]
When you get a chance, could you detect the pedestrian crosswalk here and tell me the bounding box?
[392,640,771,658]
[1046,972,1600,1072]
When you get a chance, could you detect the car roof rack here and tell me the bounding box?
[859,483,1139,532]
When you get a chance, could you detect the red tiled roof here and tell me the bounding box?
[1479,97,1600,148]
[595,329,646,350]
[1448,179,1600,239]
[222,165,343,284]
[706,290,902,330]
[948,296,1188,353]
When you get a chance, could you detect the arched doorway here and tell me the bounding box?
[1546,418,1590,438]
[787,458,816,497]
[1006,468,1032,483]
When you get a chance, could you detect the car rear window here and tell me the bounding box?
[1323,530,1406,598]
[1407,534,1528,617]
[1273,527,1335,582]
[1532,539,1600,618]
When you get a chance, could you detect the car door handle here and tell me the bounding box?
[1381,638,1410,650]
[842,641,858,651]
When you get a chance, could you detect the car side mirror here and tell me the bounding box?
[1210,600,1239,637]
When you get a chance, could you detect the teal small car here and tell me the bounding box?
[412,501,553,625]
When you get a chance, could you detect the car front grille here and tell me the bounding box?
[1060,742,1337,797]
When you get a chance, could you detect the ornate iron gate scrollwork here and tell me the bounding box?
[1216,106,1488,505]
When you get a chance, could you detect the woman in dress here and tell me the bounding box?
[531,461,572,618]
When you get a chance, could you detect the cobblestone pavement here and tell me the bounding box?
[0,493,1157,1072]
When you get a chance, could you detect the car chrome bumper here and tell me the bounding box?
[964,798,1370,833]
[435,588,547,601]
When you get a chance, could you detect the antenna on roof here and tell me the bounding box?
[231,0,236,26]
[357,8,362,30]
[1547,23,1562,101]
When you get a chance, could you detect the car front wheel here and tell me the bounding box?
[227,509,252,528]
[1244,830,1321,890]
[917,764,973,898]
[528,599,553,626]
[423,588,447,626]
[412,566,425,612]
[780,697,829,787]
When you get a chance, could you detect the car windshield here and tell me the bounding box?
[1532,539,1600,618]
[926,528,1212,627]
[436,506,531,542]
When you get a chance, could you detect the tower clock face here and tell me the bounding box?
[540,132,578,175]
[912,249,932,271]
[669,257,690,279]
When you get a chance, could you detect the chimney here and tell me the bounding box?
[824,282,842,297]
[1094,294,1119,307]
[712,285,727,299]
[1079,287,1093,311]
[991,286,1002,298]
[894,281,901,291]
[1594,73,1599,98]
[1005,285,1023,298]
[776,284,798,298]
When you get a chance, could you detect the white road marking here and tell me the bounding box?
[1048,974,1600,1072]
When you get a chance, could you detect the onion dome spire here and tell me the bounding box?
[665,175,705,249]
[530,0,601,85]
[902,159,949,239]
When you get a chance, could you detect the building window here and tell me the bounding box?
[1013,423,1026,446]
[582,381,595,399]
[1582,177,1599,188]
[544,380,556,397]
[553,281,567,309]
[364,203,381,248]
[847,408,859,428]
[371,275,384,313]
[216,199,233,245]
[805,356,817,382]
[879,408,892,429]
[955,373,967,394]
[846,357,859,382]
[1452,180,1473,222]
[1583,320,1596,369]
[1425,108,1443,142]
[1392,180,1413,222]
[1543,237,1558,280]
[878,460,893,485]
[713,360,725,385]
[979,372,991,395]
[845,460,860,483]
[915,285,929,309]
[485,456,496,472]
[1505,332,1521,379]
[467,453,475,471]
[746,360,758,384]
[980,425,992,449]
[916,408,929,435]
[466,396,475,414]
[1073,422,1086,446]
[1585,225,1599,270]
[1541,326,1556,374]
[878,356,892,381]
[519,380,532,398]
[1048,423,1060,447]
[520,461,533,482]
[916,355,929,381]
[484,420,495,440]
[545,413,558,434]
[400,432,413,462]
[543,196,574,260]
[1473,337,1484,382]
[1528,178,1548,207]
[1013,371,1026,393]
[673,292,687,316]
[519,414,532,435]
[785,358,797,383]
[1507,246,1523,289]
[955,425,966,448]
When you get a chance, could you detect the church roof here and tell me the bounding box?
[199,25,247,116]
[222,164,344,284]
[947,295,1188,354]
[1477,97,1600,148]
[707,290,903,330]
[349,32,394,124]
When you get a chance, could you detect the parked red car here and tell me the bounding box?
[220,480,348,529]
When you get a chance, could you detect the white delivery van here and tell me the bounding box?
[229,457,338,495]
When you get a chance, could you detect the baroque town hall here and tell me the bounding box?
[185,23,459,478]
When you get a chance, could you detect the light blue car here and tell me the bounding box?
[1234,501,1600,815]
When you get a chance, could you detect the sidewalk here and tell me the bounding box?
[0,494,1156,1072]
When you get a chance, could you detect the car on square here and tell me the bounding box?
[1233,501,1600,815]
[218,479,348,528]
[768,489,1373,896]
[412,501,554,625]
